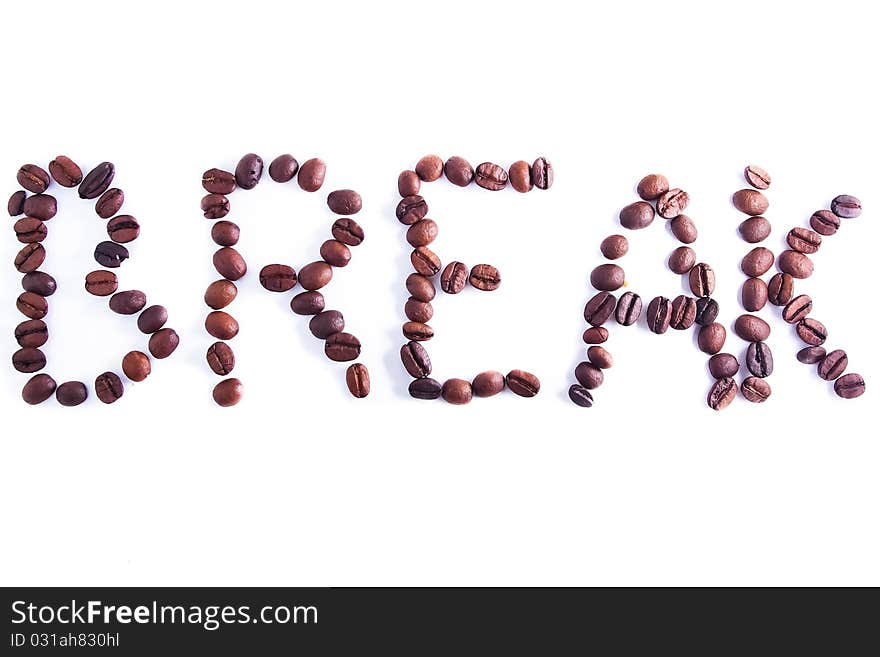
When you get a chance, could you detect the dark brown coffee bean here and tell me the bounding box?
[95,372,124,404]
[13,347,46,373]
[204,279,237,309]
[584,291,616,326]
[636,173,669,200]
[444,156,474,186]
[767,273,794,306]
[346,363,370,398]
[590,264,625,291]
[809,209,840,236]
[646,296,672,334]
[320,240,351,267]
[600,234,628,259]
[587,346,613,369]
[574,362,603,389]
[507,369,541,397]
[787,227,822,254]
[741,278,768,312]
[834,373,865,399]
[85,270,118,296]
[670,295,697,330]
[778,250,813,279]
[211,220,240,246]
[201,193,230,219]
[708,353,739,379]
[290,291,325,315]
[741,247,774,277]
[583,326,609,344]
[95,188,124,218]
[310,310,345,339]
[831,194,861,219]
[213,247,247,281]
[406,273,435,302]
[670,214,697,244]
[615,291,642,326]
[206,342,235,375]
[332,218,365,246]
[107,215,140,243]
[404,297,433,323]
[205,311,239,340]
[94,241,129,268]
[400,341,432,378]
[415,155,444,182]
[297,158,326,192]
[298,261,333,290]
[15,319,48,348]
[411,246,441,276]
[707,377,737,410]
[469,264,500,291]
[138,305,168,333]
[54,381,87,406]
[109,290,146,314]
[796,318,827,346]
[406,219,438,247]
[122,350,151,382]
[259,264,297,292]
[202,167,236,194]
[17,164,50,193]
[23,194,57,221]
[48,156,83,187]
[694,297,719,326]
[668,246,696,274]
[396,195,428,225]
[22,271,56,296]
[325,332,361,361]
[22,373,56,405]
[149,328,179,359]
[738,216,771,243]
[657,188,689,219]
[441,261,468,294]
[734,314,770,342]
[327,189,362,215]
[698,322,726,355]
[398,170,420,197]
[746,341,774,377]
[268,154,299,182]
[402,321,433,341]
[531,157,553,190]
[796,346,826,364]
[509,160,532,193]
[568,384,594,407]
[619,201,655,230]
[782,295,813,324]
[741,376,771,403]
[235,153,263,189]
[818,349,848,381]
[474,162,508,191]
[688,263,715,297]
[8,190,26,216]
[472,371,505,397]
[79,162,115,199]
[213,378,243,407]
[442,378,473,404]
[17,292,47,319]
[732,189,769,215]
[744,164,771,190]
[409,377,442,400]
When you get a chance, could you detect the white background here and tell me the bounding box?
[1,0,878,586]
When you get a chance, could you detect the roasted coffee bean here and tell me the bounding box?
[670,295,697,330]
[668,246,696,274]
[734,314,771,342]
[346,363,370,398]
[22,271,56,296]
[268,154,299,182]
[332,218,365,246]
[741,247,774,277]
[742,277,768,312]
[688,263,715,297]
[619,201,655,230]
[12,347,46,373]
[532,157,553,190]
[411,246,441,276]
[469,264,500,291]
[327,189,362,215]
[507,369,541,397]
[787,227,822,254]
[85,270,118,296]
[109,290,146,315]
[415,154,444,182]
[15,319,48,348]
[8,190,26,216]
[48,155,82,187]
[444,156,474,186]
[568,384,594,407]
[746,341,773,377]
[472,371,505,397]
[95,372,124,404]
[646,296,672,334]
[201,193,230,219]
[694,296,719,326]
[708,353,739,379]
[149,328,180,359]
[310,310,345,339]
[107,215,140,243]
[404,297,433,323]
[810,209,840,236]
[298,261,333,290]
[796,318,827,346]
[55,381,88,406]
[442,378,473,404]
[698,322,726,355]
[213,378,243,407]
[22,373,56,405]
[409,377,442,400]
[211,220,240,246]
[406,219,438,247]
[205,311,239,340]
[406,273,435,302]
[23,194,57,221]
[656,188,689,219]
[17,292,47,319]
[590,264,625,291]
[600,234,628,260]
[206,342,235,375]
[670,214,698,244]
[834,373,865,399]
[587,346,613,369]
[744,165,771,190]
[707,377,737,410]
[297,158,326,192]
[325,332,361,361]
[767,273,794,306]
[741,376,771,403]
[213,247,247,281]
[396,195,428,225]
[94,241,129,268]
[778,250,813,279]
[831,194,861,219]
[204,279,237,309]
[17,164,50,193]
[441,261,469,294]
[398,170,420,197]
[122,351,151,382]
[259,264,298,292]
[235,153,263,189]
[615,291,642,326]
[202,167,236,194]
[575,362,603,389]
[138,305,168,333]
[320,240,351,267]
[636,173,669,200]
[79,162,115,199]
[290,291,325,315]
[732,189,769,215]
[474,162,508,191]
[402,321,433,341]
[782,295,812,324]
[738,216,771,243]
[797,346,826,364]
[400,341,432,378]
[583,326,609,344]
[95,188,124,218]
[509,160,532,193]
[584,292,616,326]
[818,349,848,381]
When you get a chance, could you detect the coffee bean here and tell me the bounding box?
[79,162,115,199]
[332,218,365,246]
[204,279,237,309]
[109,290,146,315]
[441,378,473,404]
[615,291,642,326]
[619,201,655,230]
[298,261,333,290]
[507,369,541,397]
[406,273,435,302]
[409,377,442,400]
[738,216,771,243]
[406,219,439,247]
[796,318,827,346]
[416,155,444,182]
[590,264,625,291]
[202,167,236,194]
[201,193,230,219]
[584,291,616,326]
[95,372,124,404]
[741,247,774,277]
[411,246,441,276]
[327,189,362,215]
[22,373,56,405]
[402,321,433,341]
[213,247,247,281]
[831,194,861,219]
[54,381,88,406]
[17,164,50,193]
[708,353,739,378]
[8,190,26,216]
[404,297,433,323]
[732,189,769,215]
[670,295,697,330]
[468,371,504,397]
[320,240,351,267]
[741,376,771,403]
[810,209,840,236]
[48,155,82,187]
[346,363,370,398]
[698,322,726,355]
[290,291,325,315]
[778,250,813,279]
[400,341,432,378]
[94,241,129,268]
[23,194,57,220]
[818,349,848,381]
[583,326,609,344]
[834,373,865,399]
[325,332,361,361]
[22,271,56,296]
[787,227,822,254]
[509,160,532,193]
[767,273,794,306]
[85,270,118,296]
[107,215,140,243]
[310,310,345,339]
[646,296,672,333]
[474,162,508,191]
[746,341,773,377]
[688,263,715,297]
[259,264,298,292]
[588,345,613,369]
[744,164,771,190]
[297,158,327,192]
[657,188,689,219]
[575,362,603,389]
[95,188,124,218]
[668,246,696,274]
[17,292,47,319]
[568,384,594,407]
[211,220,240,246]
[15,319,48,348]
[636,173,669,200]
[734,314,771,342]
[694,296,719,326]
[600,234,628,259]
[122,351,151,382]
[206,342,235,375]
[441,261,468,294]
[13,217,47,244]
[268,154,299,182]
[398,170,420,197]
[396,195,428,225]
[444,156,474,186]
[532,157,553,190]
[205,311,239,340]
[469,264,500,291]
[213,378,243,407]
[782,295,812,324]
[670,214,698,244]
[138,305,168,333]
[12,347,46,373]
[707,377,737,410]
[742,278,768,312]
[797,346,826,364]
[149,328,179,359]
[235,153,263,190]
